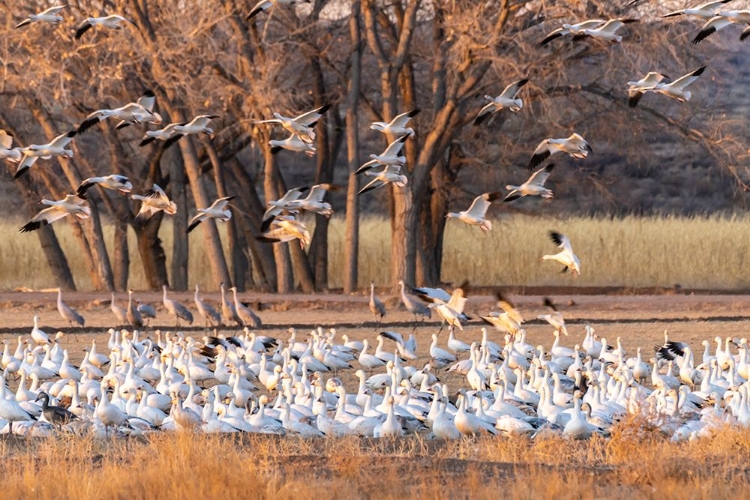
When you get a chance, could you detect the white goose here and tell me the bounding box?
[542,231,581,276]
[357,165,408,195]
[19,195,90,233]
[454,393,498,436]
[627,72,670,108]
[75,14,139,40]
[650,67,707,102]
[474,78,528,126]
[76,175,133,199]
[0,130,22,162]
[269,134,316,156]
[15,5,67,29]
[357,135,409,173]
[538,297,568,336]
[246,0,299,20]
[503,163,555,202]
[187,196,234,233]
[78,91,161,133]
[174,114,220,137]
[573,18,638,43]
[663,1,732,20]
[445,192,502,233]
[370,109,420,136]
[257,215,312,249]
[527,133,591,170]
[285,184,334,217]
[692,10,750,43]
[14,130,77,178]
[539,19,606,46]
[131,184,177,225]
[256,105,330,144]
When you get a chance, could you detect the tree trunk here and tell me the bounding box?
[113,220,130,291]
[167,148,189,290]
[134,214,169,289]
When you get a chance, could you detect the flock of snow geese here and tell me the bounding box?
[2,1,750,440]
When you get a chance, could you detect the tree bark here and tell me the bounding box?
[167,147,189,290]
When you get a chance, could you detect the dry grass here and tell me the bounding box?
[1,421,749,499]
[4,215,750,291]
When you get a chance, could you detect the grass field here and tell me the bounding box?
[4,215,750,291]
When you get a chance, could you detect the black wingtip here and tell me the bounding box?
[187,220,201,233]
[543,297,557,311]
[76,183,92,199]
[19,220,43,233]
[142,89,155,98]
[691,27,714,45]
[271,146,282,155]
[14,167,28,179]
[549,231,563,246]
[693,65,707,77]
[317,104,332,115]
[246,8,262,20]
[139,136,156,147]
[527,152,548,170]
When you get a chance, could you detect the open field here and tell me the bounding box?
[5,215,750,291]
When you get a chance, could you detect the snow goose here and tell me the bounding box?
[257,215,312,249]
[539,19,606,46]
[75,14,139,40]
[162,285,194,327]
[542,231,581,275]
[474,79,528,126]
[454,392,498,436]
[173,114,220,137]
[428,284,469,332]
[131,184,177,225]
[446,192,502,233]
[379,331,418,360]
[369,282,386,326]
[19,194,90,233]
[229,287,262,328]
[481,293,524,336]
[357,164,408,195]
[503,163,555,202]
[358,339,386,372]
[247,0,301,20]
[30,316,49,345]
[256,104,330,144]
[356,135,409,173]
[0,381,34,434]
[663,1,732,20]
[692,11,750,43]
[139,122,184,148]
[194,284,221,328]
[14,130,76,178]
[538,297,568,336]
[269,133,316,156]
[262,186,309,222]
[371,109,420,136]
[430,334,457,363]
[285,184,334,217]
[187,196,234,233]
[626,72,670,108]
[397,280,432,322]
[649,66,707,102]
[373,396,404,437]
[563,392,604,439]
[76,175,132,199]
[448,330,471,355]
[572,18,638,43]
[96,384,129,435]
[57,288,85,327]
[77,91,161,133]
[15,5,66,29]
[0,130,22,162]
[527,133,591,170]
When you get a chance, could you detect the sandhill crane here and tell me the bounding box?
[397,280,431,325]
[76,175,132,199]
[77,91,161,133]
[527,133,591,170]
[75,14,139,41]
[15,5,67,29]
[194,284,221,328]
[14,130,76,178]
[110,293,127,325]
[369,282,386,328]
[229,287,262,329]
[57,288,85,327]
[126,290,143,328]
[504,164,555,202]
[162,285,193,327]
[446,192,502,233]
[543,231,581,276]
[137,301,156,323]
[220,283,241,326]
[370,109,420,136]
[255,104,330,144]
[474,79,528,126]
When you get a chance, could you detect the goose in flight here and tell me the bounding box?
[75,14,139,40]
[15,5,66,29]
[139,123,183,148]
[19,195,90,233]
[572,19,638,43]
[538,297,568,336]
[370,109,420,136]
[188,196,234,233]
[0,130,22,162]
[131,184,177,226]
[429,283,469,332]
[286,184,335,217]
[358,165,408,195]
[78,91,162,134]
[543,231,581,275]
[481,293,524,335]
[646,66,706,103]
[246,0,301,20]
[14,130,77,179]
[446,192,502,233]
[504,164,555,202]
[256,105,330,144]
[539,19,605,46]
[262,186,309,223]
[474,79,528,126]
[663,1,732,20]
[626,72,670,108]
[174,114,220,137]
[257,215,312,249]
[76,175,133,199]
[527,133,591,170]
[692,11,750,43]
[356,135,409,173]
[269,134,316,157]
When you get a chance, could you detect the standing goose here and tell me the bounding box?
[527,133,591,170]
[19,195,90,233]
[220,283,241,326]
[131,184,177,225]
[543,231,581,276]
[626,72,670,108]
[255,104,330,144]
[162,285,194,327]
[77,91,161,133]
[110,293,128,325]
[126,290,144,328]
[572,18,638,43]
[0,381,34,434]
[357,165,409,195]
[356,135,409,173]
[188,196,234,233]
[692,10,750,43]
[503,164,555,202]
[539,19,606,46]
[445,192,502,233]
[76,175,133,199]
[14,130,77,178]
[229,287,263,329]
[57,288,85,327]
[369,282,386,327]
[31,315,50,345]
[35,392,78,429]
[474,79,528,126]
[75,14,140,40]
[370,109,421,136]
[15,5,66,29]
[194,284,221,328]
